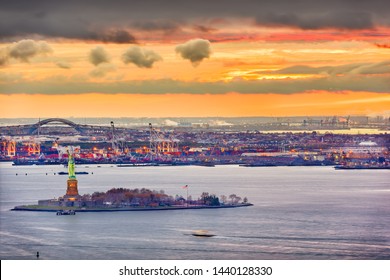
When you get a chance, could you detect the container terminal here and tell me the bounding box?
[1,117,389,168]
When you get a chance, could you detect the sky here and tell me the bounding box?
[0,0,389,118]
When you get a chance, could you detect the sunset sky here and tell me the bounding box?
[0,0,389,118]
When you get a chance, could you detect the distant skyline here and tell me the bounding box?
[1,0,389,118]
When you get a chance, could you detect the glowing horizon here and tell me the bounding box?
[1,1,389,118]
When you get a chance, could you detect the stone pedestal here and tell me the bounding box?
[65,178,79,201]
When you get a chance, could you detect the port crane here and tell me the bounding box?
[109,121,129,156]
[1,138,16,157]
[148,123,179,161]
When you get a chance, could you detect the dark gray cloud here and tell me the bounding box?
[89,46,110,66]
[175,39,211,66]
[0,16,137,43]
[122,46,162,68]
[0,0,389,41]
[132,20,181,33]
[93,30,137,44]
[193,25,218,33]
[256,11,375,30]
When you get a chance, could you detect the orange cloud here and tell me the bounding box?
[375,43,390,49]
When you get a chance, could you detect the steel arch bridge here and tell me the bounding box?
[0,118,123,136]
[29,118,82,134]
[36,118,79,128]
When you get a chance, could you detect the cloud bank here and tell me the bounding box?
[2,75,389,95]
[175,39,211,66]
[1,0,389,41]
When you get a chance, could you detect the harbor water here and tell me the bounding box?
[0,162,389,260]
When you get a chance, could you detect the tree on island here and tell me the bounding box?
[200,194,220,206]
[201,192,210,204]
[228,194,243,204]
[229,194,237,204]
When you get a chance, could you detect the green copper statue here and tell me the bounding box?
[67,148,76,179]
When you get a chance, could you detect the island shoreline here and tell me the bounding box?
[11,203,253,213]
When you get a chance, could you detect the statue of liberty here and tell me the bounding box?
[67,148,76,179]
[65,146,79,199]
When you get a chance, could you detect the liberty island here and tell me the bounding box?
[11,146,252,213]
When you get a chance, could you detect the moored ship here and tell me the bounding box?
[335,164,390,170]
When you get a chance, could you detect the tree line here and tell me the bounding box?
[80,187,248,207]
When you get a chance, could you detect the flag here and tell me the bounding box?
[182,185,188,189]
